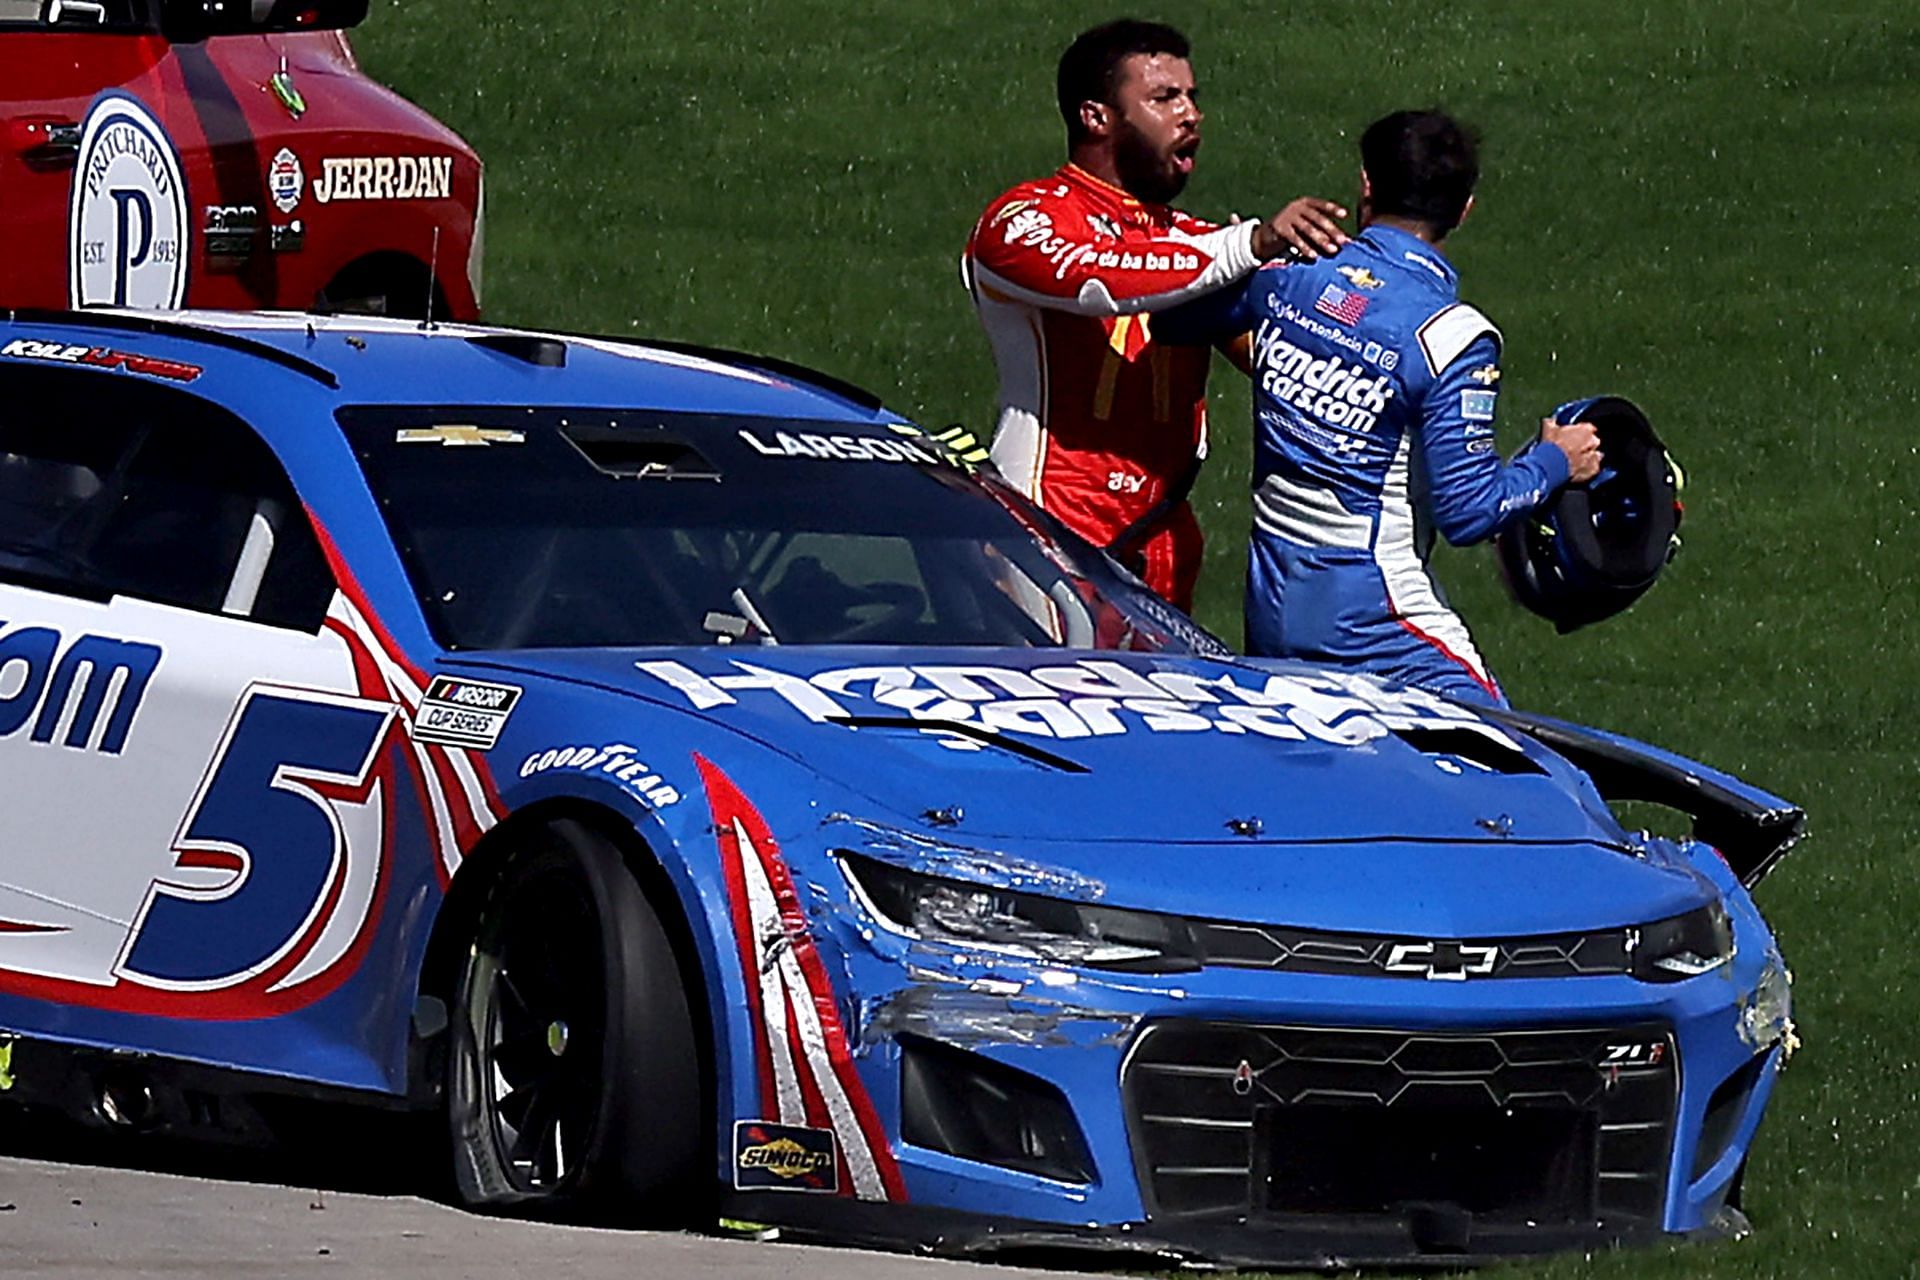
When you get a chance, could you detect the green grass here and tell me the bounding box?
[356,3,1920,1273]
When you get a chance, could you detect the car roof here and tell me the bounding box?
[0,308,899,426]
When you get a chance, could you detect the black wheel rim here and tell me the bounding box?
[481,866,607,1194]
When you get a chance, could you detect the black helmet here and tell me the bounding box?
[1496,395,1683,634]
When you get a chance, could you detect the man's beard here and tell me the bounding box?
[1113,122,1188,204]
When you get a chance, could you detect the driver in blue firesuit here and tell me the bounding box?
[1158,109,1601,705]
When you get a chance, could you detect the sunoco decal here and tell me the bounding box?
[412,676,520,750]
[733,1121,837,1192]
[69,94,188,310]
[704,756,904,1201]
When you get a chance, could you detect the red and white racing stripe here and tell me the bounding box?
[697,755,906,1203]
[312,519,505,882]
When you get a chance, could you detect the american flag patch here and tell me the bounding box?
[1315,283,1370,326]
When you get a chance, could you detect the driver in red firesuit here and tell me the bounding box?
[963,19,1348,611]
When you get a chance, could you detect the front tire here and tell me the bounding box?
[446,819,702,1220]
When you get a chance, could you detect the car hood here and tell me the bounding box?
[466,646,1627,848]
[460,647,1715,932]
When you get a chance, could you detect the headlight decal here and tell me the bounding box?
[839,851,1200,974]
[1628,902,1734,983]
[696,755,906,1202]
[839,839,1739,985]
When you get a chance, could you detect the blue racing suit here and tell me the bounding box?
[1159,224,1569,704]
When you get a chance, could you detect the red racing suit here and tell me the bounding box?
[962,163,1264,610]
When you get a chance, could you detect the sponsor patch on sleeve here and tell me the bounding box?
[413,675,521,749]
[989,197,1036,227]
[733,1121,838,1192]
[1001,207,1053,244]
[1460,389,1498,422]
[1416,303,1502,375]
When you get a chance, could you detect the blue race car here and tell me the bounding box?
[0,309,1801,1267]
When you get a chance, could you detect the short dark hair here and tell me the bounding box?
[1360,110,1480,234]
[1057,19,1191,145]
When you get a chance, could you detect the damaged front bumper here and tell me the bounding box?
[722,817,1789,1268]
[717,1187,1755,1271]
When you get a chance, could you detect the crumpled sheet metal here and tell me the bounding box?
[822,813,1107,901]
[859,979,1138,1051]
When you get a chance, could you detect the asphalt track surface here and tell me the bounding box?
[0,1153,1121,1279]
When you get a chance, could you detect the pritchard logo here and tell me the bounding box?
[1384,940,1498,981]
[70,93,189,309]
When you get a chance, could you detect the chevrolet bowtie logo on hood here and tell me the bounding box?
[396,424,526,447]
[1384,940,1498,980]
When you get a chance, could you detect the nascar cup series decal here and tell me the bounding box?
[412,676,520,750]
[69,94,188,310]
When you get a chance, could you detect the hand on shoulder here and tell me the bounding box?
[1251,198,1352,262]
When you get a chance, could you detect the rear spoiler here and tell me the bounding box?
[1471,704,1805,889]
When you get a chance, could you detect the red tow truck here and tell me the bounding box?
[0,0,481,320]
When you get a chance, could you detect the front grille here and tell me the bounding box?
[1125,1022,1676,1231]
[1190,921,1630,979]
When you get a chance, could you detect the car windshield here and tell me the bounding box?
[340,406,1227,655]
